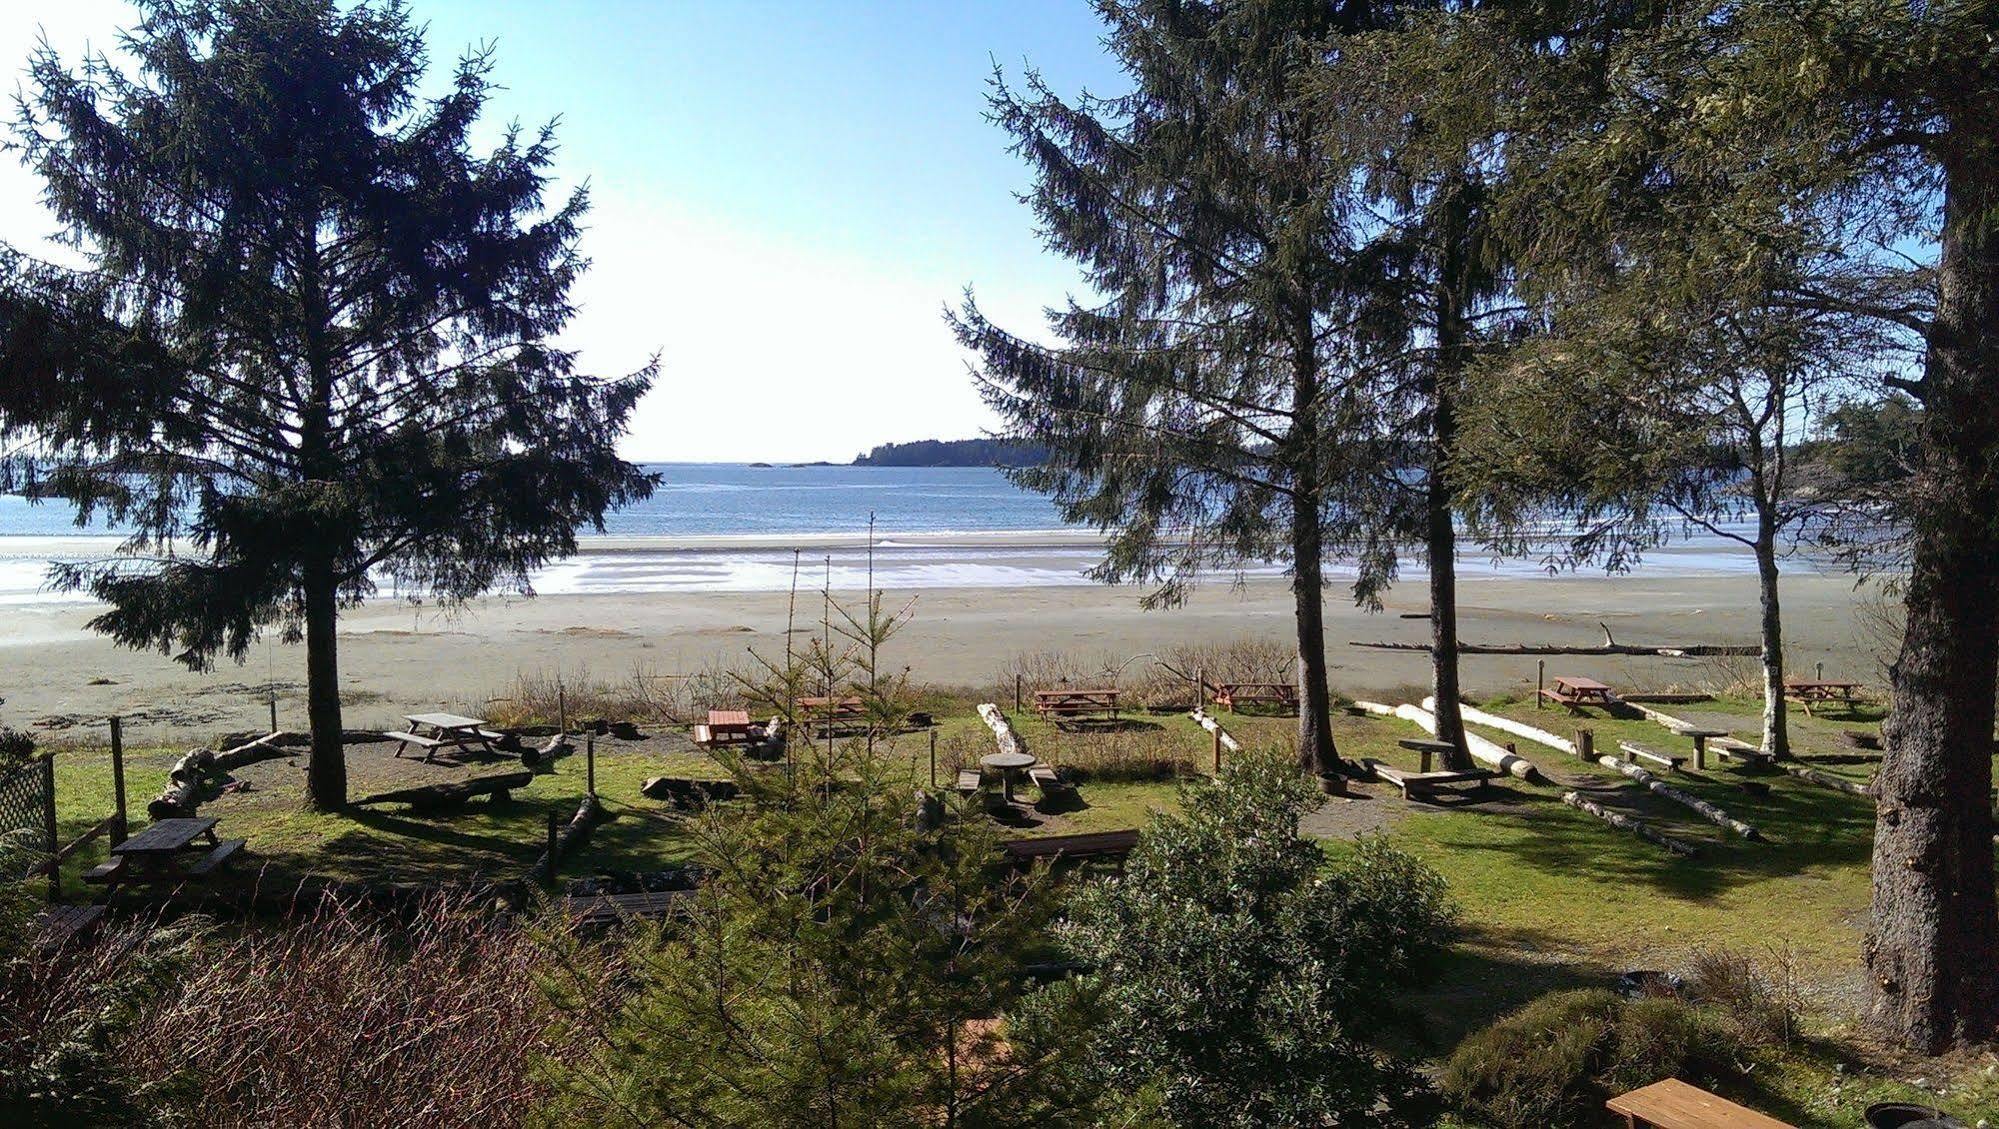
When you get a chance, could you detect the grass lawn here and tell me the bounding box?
[33,691,1999,1125]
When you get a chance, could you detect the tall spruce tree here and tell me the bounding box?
[952,0,1409,781]
[0,0,653,809]
[1414,0,1994,1050]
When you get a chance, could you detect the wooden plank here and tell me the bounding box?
[186,838,245,877]
[1000,830,1138,863]
[1605,1078,1794,1128]
[114,817,217,855]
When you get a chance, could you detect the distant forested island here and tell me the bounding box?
[851,438,1048,467]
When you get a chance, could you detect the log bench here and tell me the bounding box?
[1617,741,1688,772]
[1605,1078,1793,1128]
[1364,758,1497,801]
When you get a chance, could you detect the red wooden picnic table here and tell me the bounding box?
[1542,675,1616,710]
[1783,680,1864,714]
[706,709,755,744]
[797,696,865,719]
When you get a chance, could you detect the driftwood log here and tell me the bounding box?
[1779,761,1877,800]
[1454,703,1578,756]
[522,732,573,769]
[1354,699,1542,780]
[1188,709,1243,752]
[534,794,613,879]
[1562,791,1701,856]
[1351,623,1757,657]
[1594,756,1762,840]
[976,704,1029,759]
[147,734,298,819]
[352,771,534,813]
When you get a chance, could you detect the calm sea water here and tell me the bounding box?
[0,462,1787,602]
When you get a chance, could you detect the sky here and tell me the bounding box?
[0,1,1130,463]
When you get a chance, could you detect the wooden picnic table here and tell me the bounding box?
[393,712,499,762]
[1783,679,1864,715]
[90,817,245,892]
[707,709,754,743]
[1032,688,1121,720]
[797,696,865,719]
[1212,682,1298,713]
[1542,675,1617,711]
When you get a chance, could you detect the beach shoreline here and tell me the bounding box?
[0,568,1892,746]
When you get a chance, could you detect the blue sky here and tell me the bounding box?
[0,1,1129,462]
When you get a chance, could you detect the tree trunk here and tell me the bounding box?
[1427,176,1474,771]
[1864,140,1999,1053]
[301,558,348,810]
[1752,530,1791,761]
[1291,495,1343,781]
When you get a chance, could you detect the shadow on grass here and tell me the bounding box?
[1388,925,1620,1057]
[1411,766,1878,902]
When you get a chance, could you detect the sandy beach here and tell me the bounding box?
[0,547,1891,744]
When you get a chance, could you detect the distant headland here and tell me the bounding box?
[849,438,1048,467]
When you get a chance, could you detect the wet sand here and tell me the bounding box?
[0,569,1890,746]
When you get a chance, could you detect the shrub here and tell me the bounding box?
[0,729,35,770]
[1053,754,1457,1127]
[1684,946,1800,1047]
[1440,988,1742,1129]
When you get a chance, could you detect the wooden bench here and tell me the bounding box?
[1212,682,1298,713]
[186,838,245,877]
[1001,829,1139,866]
[385,730,446,760]
[82,857,128,886]
[955,768,984,796]
[34,904,107,953]
[1606,1078,1794,1128]
[1397,737,1461,773]
[1364,758,1497,801]
[565,889,693,928]
[1617,741,1688,772]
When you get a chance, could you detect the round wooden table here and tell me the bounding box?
[980,751,1037,804]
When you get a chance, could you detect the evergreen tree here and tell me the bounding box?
[0,0,653,809]
[544,590,1101,1128]
[952,0,1412,781]
[1042,753,1456,1127]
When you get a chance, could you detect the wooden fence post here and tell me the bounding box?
[1014,674,1022,713]
[1536,660,1545,711]
[1577,728,1595,760]
[109,716,127,845]
[928,729,938,788]
[269,692,279,735]
[558,685,568,737]
[40,756,58,899]
[586,736,596,799]
[1213,727,1222,773]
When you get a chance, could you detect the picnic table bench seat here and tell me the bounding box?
[1606,1078,1794,1128]
[1363,758,1497,800]
[186,838,245,877]
[955,768,984,796]
[82,857,127,885]
[34,903,107,952]
[385,730,446,759]
[1000,829,1139,865]
[565,889,693,928]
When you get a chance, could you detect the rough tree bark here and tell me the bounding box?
[302,558,347,810]
[1427,180,1473,772]
[1752,527,1791,761]
[1290,307,1343,785]
[1864,137,1999,1053]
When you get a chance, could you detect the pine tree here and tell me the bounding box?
[0,0,653,809]
[952,0,1412,781]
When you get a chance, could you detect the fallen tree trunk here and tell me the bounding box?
[523,732,573,769]
[977,703,1029,758]
[534,793,612,879]
[1594,755,1761,840]
[148,749,215,820]
[212,733,292,773]
[353,771,535,813]
[1352,700,1541,781]
[1562,791,1701,856]
[1454,703,1578,756]
[1351,640,1759,656]
[1779,761,1876,800]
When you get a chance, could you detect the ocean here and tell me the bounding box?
[0,462,1796,604]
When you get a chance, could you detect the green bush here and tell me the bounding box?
[1440,989,1741,1129]
[0,729,35,771]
